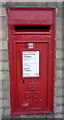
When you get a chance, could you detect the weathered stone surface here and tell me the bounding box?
[2,80,10,91]
[0,100,2,108]
[56,2,62,8]
[54,88,62,97]
[47,114,54,118]
[0,29,2,40]
[0,61,2,71]
[54,106,62,113]
[55,59,62,69]
[46,2,57,7]
[56,7,62,17]
[2,108,10,116]
[56,40,62,49]
[0,50,2,61]
[0,7,7,16]
[0,2,2,6]
[56,51,62,59]
[28,2,47,6]
[0,0,6,2]
[0,80,2,90]
[0,71,2,80]
[54,97,62,105]
[0,91,2,99]
[55,70,62,79]
[56,29,62,41]
[0,17,2,28]
[0,28,8,40]
[2,61,9,71]
[0,109,2,119]
[6,0,17,2]
[2,100,10,108]
[54,113,62,118]
[2,16,8,28]
[2,91,10,100]
[0,41,8,50]
[56,17,62,30]
[1,50,8,61]
[55,79,62,88]
[0,71,10,80]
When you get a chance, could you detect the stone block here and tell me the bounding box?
[62,114,64,118]
[46,2,57,7]
[6,0,17,2]
[0,71,10,80]
[28,2,47,7]
[54,97,62,105]
[0,71,2,80]
[54,106,62,113]
[16,0,56,2]
[0,17,2,28]
[55,59,62,69]
[0,100,2,108]
[2,100,10,108]
[56,7,62,17]
[56,29,62,41]
[56,2,62,8]
[0,61,2,70]
[2,108,10,117]
[56,40,62,49]
[54,88,62,97]
[62,98,64,104]
[2,61,9,71]
[0,91,2,99]
[0,29,2,40]
[0,80,2,90]
[0,109,2,119]
[62,80,64,88]
[2,91,10,100]
[2,80,10,91]
[54,113,62,118]
[63,107,64,113]
[0,7,7,17]
[56,17,62,30]
[2,50,8,61]
[55,79,62,88]
[56,50,62,59]
[55,70,62,79]
[0,28,8,40]
[0,0,6,2]
[2,16,8,28]
[0,41,8,50]
[62,52,64,59]
[0,50,2,61]
[0,2,2,6]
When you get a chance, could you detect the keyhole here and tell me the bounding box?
[22,80,24,83]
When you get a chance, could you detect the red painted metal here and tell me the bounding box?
[8,8,56,115]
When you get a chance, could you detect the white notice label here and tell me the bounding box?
[23,51,39,77]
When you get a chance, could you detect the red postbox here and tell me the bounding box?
[8,8,55,115]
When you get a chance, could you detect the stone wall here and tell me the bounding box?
[0,1,63,119]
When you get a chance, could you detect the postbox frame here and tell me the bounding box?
[8,7,56,115]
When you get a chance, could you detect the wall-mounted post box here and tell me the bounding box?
[8,8,55,115]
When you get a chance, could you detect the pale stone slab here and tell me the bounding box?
[2,91,10,100]
[56,51,62,59]
[54,106,62,113]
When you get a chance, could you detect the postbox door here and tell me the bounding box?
[16,42,48,109]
